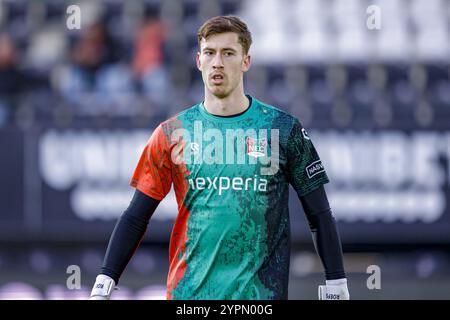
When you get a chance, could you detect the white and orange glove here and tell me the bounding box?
[318,278,350,300]
[89,274,116,300]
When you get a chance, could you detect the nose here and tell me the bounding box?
[212,52,224,69]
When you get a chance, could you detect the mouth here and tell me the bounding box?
[210,73,225,85]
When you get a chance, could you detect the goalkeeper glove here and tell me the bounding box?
[318,278,350,300]
[89,274,116,300]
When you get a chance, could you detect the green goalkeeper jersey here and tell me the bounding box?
[130,95,329,299]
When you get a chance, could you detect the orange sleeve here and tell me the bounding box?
[130,124,173,200]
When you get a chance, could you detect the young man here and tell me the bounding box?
[90,16,349,300]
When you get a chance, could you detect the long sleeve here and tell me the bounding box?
[100,189,160,284]
[300,185,346,280]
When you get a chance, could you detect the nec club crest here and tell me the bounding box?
[246,137,267,158]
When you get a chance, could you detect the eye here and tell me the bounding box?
[204,51,213,56]
[224,51,234,56]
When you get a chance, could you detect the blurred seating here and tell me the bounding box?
[0,0,447,128]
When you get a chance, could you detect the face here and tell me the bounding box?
[197,32,251,99]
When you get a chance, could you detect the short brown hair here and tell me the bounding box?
[197,15,252,55]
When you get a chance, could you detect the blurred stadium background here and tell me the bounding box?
[0,0,450,299]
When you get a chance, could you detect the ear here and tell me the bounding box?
[242,54,251,72]
[196,52,201,70]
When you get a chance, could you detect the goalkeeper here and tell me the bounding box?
[90,15,349,300]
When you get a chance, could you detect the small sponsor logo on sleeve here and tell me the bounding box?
[301,128,310,140]
[306,160,325,178]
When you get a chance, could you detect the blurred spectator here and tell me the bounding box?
[132,19,165,77]
[0,32,48,124]
[0,32,21,94]
[71,22,117,74]
[132,19,170,111]
[55,22,134,113]
[53,17,173,118]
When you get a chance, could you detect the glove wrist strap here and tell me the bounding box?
[90,274,116,298]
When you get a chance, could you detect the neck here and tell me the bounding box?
[203,85,249,116]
